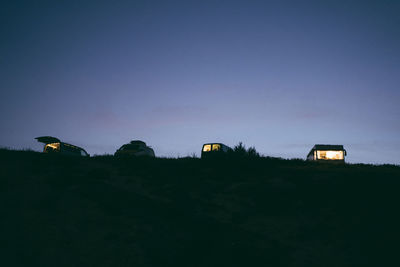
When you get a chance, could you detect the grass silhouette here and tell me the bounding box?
[1,148,400,266]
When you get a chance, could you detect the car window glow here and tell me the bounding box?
[212,144,221,151]
[203,145,211,152]
[45,143,60,151]
[317,150,344,160]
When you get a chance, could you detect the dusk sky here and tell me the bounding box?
[1,0,399,164]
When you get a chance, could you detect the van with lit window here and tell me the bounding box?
[201,143,232,159]
[307,144,347,163]
[35,136,90,157]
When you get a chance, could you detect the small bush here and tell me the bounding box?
[231,142,260,158]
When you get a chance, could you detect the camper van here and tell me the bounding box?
[307,144,347,163]
[114,140,155,157]
[201,143,232,159]
[36,136,90,157]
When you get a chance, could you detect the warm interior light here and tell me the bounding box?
[203,144,211,152]
[317,150,344,160]
[212,144,221,151]
[45,143,60,152]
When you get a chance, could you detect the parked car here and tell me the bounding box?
[201,143,232,159]
[114,140,155,157]
[35,136,90,157]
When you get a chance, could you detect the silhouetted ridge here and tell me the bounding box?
[1,148,399,267]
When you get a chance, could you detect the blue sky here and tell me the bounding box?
[1,0,399,164]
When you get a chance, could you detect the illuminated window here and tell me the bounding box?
[317,150,344,160]
[212,144,221,151]
[203,144,211,152]
[45,143,60,152]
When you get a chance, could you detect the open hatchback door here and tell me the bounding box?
[35,136,61,144]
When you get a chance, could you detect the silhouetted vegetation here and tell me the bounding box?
[1,148,400,267]
[230,142,260,158]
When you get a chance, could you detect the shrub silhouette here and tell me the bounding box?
[230,142,260,158]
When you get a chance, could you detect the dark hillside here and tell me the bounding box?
[1,149,400,266]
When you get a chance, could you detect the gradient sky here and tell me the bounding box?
[1,0,399,164]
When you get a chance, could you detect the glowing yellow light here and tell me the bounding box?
[46,143,60,150]
[317,150,344,160]
[203,145,211,152]
[44,142,60,153]
[212,144,221,151]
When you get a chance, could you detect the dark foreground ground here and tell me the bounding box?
[1,149,400,267]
